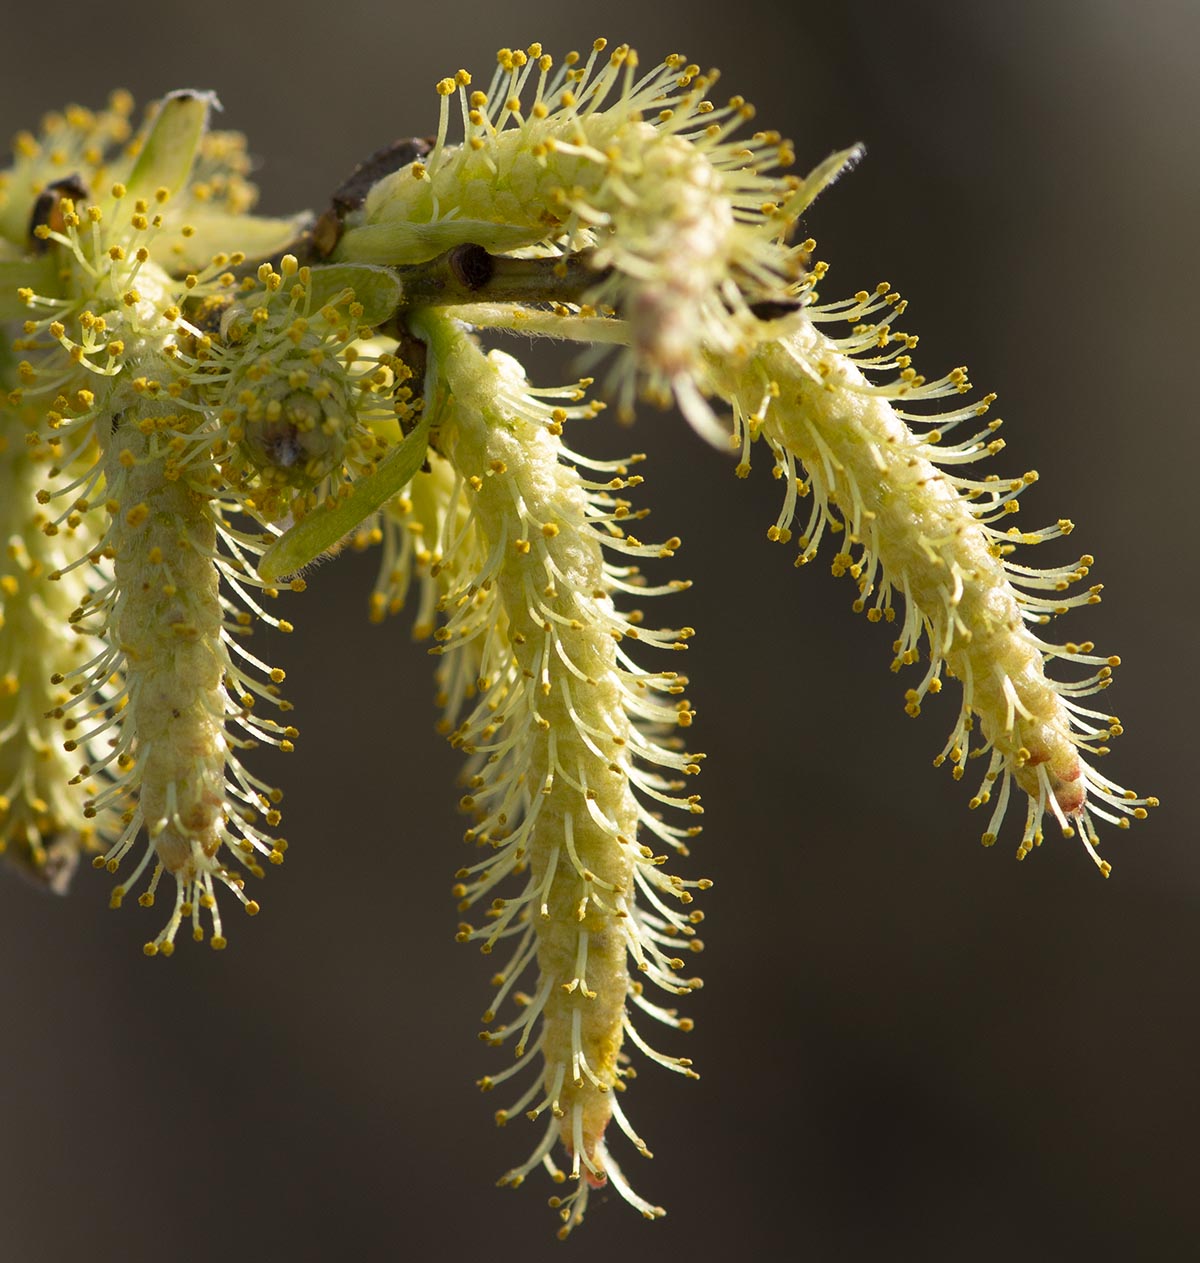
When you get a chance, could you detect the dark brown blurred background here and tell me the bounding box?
[2,3,1196,1260]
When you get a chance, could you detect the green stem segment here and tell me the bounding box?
[391,244,606,310]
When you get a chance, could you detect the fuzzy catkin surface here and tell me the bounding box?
[716,321,1084,808]
[446,382,637,1161]
[110,431,226,876]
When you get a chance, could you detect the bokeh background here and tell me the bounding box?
[2,2,1196,1260]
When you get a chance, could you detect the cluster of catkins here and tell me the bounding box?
[0,40,1155,1235]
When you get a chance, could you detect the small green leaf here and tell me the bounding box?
[303,264,403,326]
[257,408,433,582]
[124,90,216,202]
[154,209,309,275]
[335,218,545,266]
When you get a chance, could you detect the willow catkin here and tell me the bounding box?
[705,308,1155,864]
[0,413,111,887]
[74,416,291,952]
[424,317,705,1234]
